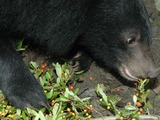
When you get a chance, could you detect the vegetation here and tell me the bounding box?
[96,79,152,120]
[0,62,92,120]
[0,61,156,120]
[0,40,157,120]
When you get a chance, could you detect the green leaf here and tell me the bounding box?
[17,40,23,49]
[52,91,61,98]
[133,95,137,104]
[143,101,152,110]
[21,111,27,120]
[56,77,61,84]
[35,115,40,120]
[46,88,53,99]
[47,69,54,78]
[38,111,46,120]
[75,70,84,75]
[53,83,60,88]
[54,63,62,78]
[65,69,70,75]
[29,61,39,70]
[125,105,136,111]
[62,63,67,70]
[138,79,149,90]
[45,72,52,80]
[96,84,109,104]
[27,108,38,115]
[52,103,61,120]
[81,97,91,101]
[40,77,45,86]
[74,88,79,95]
[39,76,48,86]
[60,97,69,102]
[35,69,42,78]
[16,109,21,116]
[43,86,53,90]
[16,39,27,51]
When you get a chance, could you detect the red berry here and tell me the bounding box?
[89,76,93,80]
[69,85,74,90]
[117,87,120,92]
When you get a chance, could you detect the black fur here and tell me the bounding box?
[0,0,153,109]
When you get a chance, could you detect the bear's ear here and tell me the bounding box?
[121,28,141,47]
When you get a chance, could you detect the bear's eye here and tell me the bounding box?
[127,37,136,44]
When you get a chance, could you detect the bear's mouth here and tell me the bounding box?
[120,65,139,81]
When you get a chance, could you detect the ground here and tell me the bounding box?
[23,0,160,118]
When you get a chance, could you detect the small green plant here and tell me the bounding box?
[16,39,27,51]
[96,79,151,120]
[0,62,92,120]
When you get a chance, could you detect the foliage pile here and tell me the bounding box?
[0,61,154,120]
[0,62,92,120]
[96,79,152,120]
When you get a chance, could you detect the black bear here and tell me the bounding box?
[0,0,157,109]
